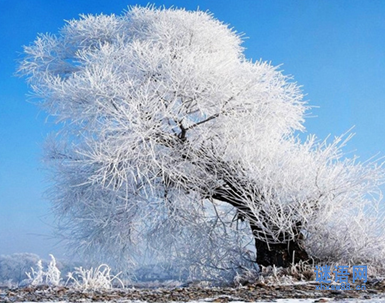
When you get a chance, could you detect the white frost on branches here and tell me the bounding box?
[19,6,385,279]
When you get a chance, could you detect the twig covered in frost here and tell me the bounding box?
[45,254,61,286]
[26,260,44,286]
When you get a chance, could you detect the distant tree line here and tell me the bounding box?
[0,253,77,286]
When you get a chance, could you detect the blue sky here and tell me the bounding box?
[1,0,385,259]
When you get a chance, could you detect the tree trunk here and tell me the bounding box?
[250,222,309,267]
[212,190,310,268]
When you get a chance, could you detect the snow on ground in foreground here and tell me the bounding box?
[16,299,385,303]
[195,300,384,303]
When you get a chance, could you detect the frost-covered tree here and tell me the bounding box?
[19,6,385,273]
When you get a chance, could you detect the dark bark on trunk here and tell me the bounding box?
[212,189,310,268]
[250,223,309,267]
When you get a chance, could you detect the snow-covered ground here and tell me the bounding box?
[15,299,385,303]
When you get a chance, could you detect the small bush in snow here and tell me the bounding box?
[25,255,61,286]
[66,264,124,290]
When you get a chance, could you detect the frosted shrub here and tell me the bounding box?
[25,255,125,289]
[26,255,61,286]
[66,264,124,290]
[25,260,44,286]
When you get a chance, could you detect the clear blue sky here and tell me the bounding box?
[1,0,385,259]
